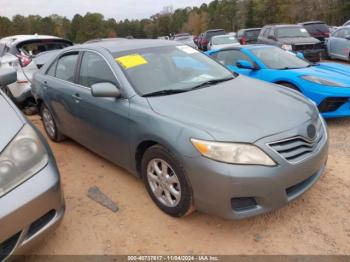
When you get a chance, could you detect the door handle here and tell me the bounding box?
[72,93,82,103]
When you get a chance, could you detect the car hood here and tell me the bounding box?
[147,75,318,142]
[0,94,24,152]
[278,37,320,45]
[290,62,350,87]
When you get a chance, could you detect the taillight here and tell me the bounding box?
[324,32,330,37]
[16,54,32,67]
[203,39,209,45]
[242,36,247,45]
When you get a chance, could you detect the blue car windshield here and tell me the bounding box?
[113,45,233,96]
[250,47,311,70]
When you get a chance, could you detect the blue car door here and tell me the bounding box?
[69,51,131,169]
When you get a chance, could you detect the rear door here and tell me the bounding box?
[71,50,131,168]
[43,51,81,138]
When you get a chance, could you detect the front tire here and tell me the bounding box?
[40,103,66,142]
[141,145,194,217]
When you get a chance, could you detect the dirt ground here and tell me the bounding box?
[27,115,350,255]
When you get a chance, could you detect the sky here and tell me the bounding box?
[0,0,212,21]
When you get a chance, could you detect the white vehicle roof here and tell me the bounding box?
[0,34,64,45]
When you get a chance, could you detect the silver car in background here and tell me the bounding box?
[0,35,72,109]
[32,39,328,219]
[173,33,196,48]
[327,26,350,62]
[207,35,240,50]
[0,69,64,260]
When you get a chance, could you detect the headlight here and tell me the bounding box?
[301,75,345,87]
[0,124,48,197]
[281,44,293,51]
[191,139,276,166]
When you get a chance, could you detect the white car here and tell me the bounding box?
[0,35,72,109]
[208,35,240,50]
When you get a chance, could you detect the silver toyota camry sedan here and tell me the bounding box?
[32,39,328,219]
[0,68,64,260]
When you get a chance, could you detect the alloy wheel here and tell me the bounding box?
[42,108,56,138]
[146,158,181,207]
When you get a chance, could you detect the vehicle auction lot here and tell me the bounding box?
[28,115,350,255]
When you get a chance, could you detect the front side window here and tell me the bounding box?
[113,45,233,96]
[55,53,78,82]
[79,52,117,88]
[215,50,253,67]
[250,47,310,69]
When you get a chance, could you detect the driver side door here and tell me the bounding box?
[72,50,132,169]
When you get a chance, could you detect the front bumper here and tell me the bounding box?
[299,49,324,62]
[301,83,350,118]
[0,161,64,260]
[183,124,328,219]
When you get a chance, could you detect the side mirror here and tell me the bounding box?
[0,68,17,86]
[345,35,350,40]
[91,82,121,98]
[296,52,305,59]
[236,60,256,70]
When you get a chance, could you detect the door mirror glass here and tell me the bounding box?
[0,68,17,86]
[91,82,121,98]
[236,59,255,70]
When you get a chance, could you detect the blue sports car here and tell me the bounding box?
[206,45,350,118]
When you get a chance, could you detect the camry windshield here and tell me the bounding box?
[277,27,310,38]
[113,45,233,96]
[213,36,238,45]
[250,47,311,70]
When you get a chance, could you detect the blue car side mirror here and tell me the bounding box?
[296,52,305,59]
[236,60,256,70]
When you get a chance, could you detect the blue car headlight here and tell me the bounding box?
[301,75,345,87]
[0,124,48,197]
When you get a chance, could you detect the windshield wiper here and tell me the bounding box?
[142,89,189,97]
[187,77,234,91]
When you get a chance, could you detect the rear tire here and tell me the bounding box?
[40,103,66,142]
[141,145,194,217]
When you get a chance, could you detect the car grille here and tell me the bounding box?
[293,43,322,51]
[268,123,325,163]
[0,232,21,261]
[318,97,349,113]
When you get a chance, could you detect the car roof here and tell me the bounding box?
[0,34,65,45]
[299,21,327,25]
[68,39,179,53]
[264,24,302,28]
[239,28,261,32]
[209,44,276,53]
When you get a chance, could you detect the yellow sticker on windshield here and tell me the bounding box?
[115,54,148,69]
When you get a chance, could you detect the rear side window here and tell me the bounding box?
[247,30,261,39]
[215,50,253,66]
[46,60,57,76]
[79,52,117,88]
[17,40,72,57]
[55,53,79,82]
